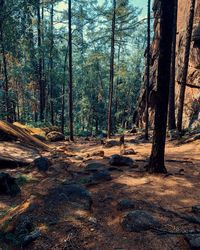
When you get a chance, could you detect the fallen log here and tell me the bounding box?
[0,121,50,150]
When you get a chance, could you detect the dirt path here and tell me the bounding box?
[0,136,200,249]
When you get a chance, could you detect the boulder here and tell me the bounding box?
[89,151,105,157]
[123,149,136,155]
[85,162,106,172]
[0,172,21,196]
[185,234,200,250]
[117,199,135,211]
[192,205,200,214]
[104,140,120,148]
[34,157,50,172]
[46,131,65,142]
[109,154,135,167]
[121,210,159,232]
[90,170,112,183]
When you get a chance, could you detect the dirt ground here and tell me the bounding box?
[0,134,200,250]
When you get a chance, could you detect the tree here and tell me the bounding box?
[107,0,116,138]
[49,0,54,125]
[177,0,196,133]
[68,0,74,141]
[168,0,178,131]
[147,0,175,173]
[37,0,45,121]
[144,0,151,140]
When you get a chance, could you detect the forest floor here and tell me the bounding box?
[0,133,200,250]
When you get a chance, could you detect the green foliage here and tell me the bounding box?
[0,0,146,134]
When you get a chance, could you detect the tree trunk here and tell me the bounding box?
[107,0,116,139]
[68,0,74,141]
[37,0,44,121]
[147,0,175,174]
[0,27,9,121]
[144,0,151,140]
[61,49,68,134]
[50,0,54,125]
[168,0,178,131]
[177,0,196,133]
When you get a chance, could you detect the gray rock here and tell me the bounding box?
[185,234,200,250]
[46,131,65,142]
[123,149,136,155]
[90,170,112,183]
[0,172,21,196]
[104,140,120,148]
[109,154,135,167]
[22,230,41,247]
[192,205,200,214]
[34,157,50,172]
[121,210,158,232]
[85,162,106,172]
[75,156,84,161]
[117,199,135,211]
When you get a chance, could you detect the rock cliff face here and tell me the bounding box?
[138,0,200,130]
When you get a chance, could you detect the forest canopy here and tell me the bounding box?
[0,0,146,136]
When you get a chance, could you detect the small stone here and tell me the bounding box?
[121,210,159,232]
[34,157,50,172]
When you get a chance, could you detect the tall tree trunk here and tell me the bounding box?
[147,0,175,174]
[61,50,68,134]
[68,0,74,141]
[177,0,196,133]
[144,0,151,140]
[107,0,116,139]
[50,0,54,125]
[168,0,178,131]
[0,27,9,121]
[41,0,46,120]
[37,0,44,121]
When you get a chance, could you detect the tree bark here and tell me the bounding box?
[147,0,175,174]
[145,0,151,140]
[107,0,116,139]
[49,0,54,125]
[68,0,74,141]
[37,0,44,121]
[168,0,178,131]
[177,0,196,133]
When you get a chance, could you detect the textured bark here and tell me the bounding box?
[68,0,74,141]
[107,0,116,139]
[168,0,178,130]
[177,0,196,133]
[147,0,175,173]
[145,0,151,140]
[49,1,54,125]
[37,0,44,121]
